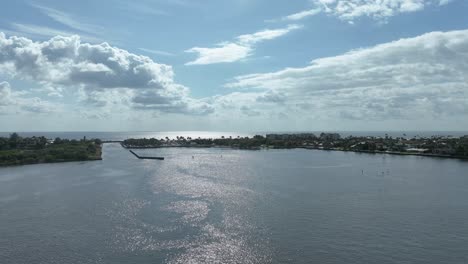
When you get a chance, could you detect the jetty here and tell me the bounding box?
[102,140,123,144]
[129,150,164,160]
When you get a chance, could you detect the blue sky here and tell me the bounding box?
[0,0,468,132]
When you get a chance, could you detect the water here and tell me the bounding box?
[1,144,468,263]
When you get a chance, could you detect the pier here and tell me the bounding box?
[100,141,165,160]
[129,150,164,160]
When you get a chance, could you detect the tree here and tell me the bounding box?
[38,136,47,148]
[9,133,20,148]
[0,138,9,150]
[87,143,97,153]
[9,133,19,141]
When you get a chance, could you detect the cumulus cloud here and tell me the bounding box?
[0,33,170,88]
[0,81,13,107]
[256,92,286,103]
[0,32,208,115]
[185,24,302,65]
[131,86,214,115]
[2,27,467,129]
[224,29,468,120]
[20,97,55,113]
[0,81,56,114]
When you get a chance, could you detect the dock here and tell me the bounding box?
[129,150,164,160]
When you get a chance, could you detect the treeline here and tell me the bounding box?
[122,133,468,157]
[123,138,162,147]
[124,135,328,149]
[0,133,48,150]
[192,136,303,149]
[0,133,102,166]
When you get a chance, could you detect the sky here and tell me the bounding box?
[0,0,467,132]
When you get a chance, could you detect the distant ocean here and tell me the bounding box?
[0,131,467,140]
[0,131,467,141]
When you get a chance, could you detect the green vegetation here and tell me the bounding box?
[123,133,338,150]
[123,133,468,159]
[0,133,102,166]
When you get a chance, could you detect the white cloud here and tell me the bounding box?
[186,43,252,65]
[0,33,172,89]
[269,0,454,24]
[223,29,468,122]
[0,81,56,114]
[2,27,467,130]
[0,82,13,107]
[237,24,302,44]
[20,97,56,113]
[283,8,321,21]
[185,24,302,65]
[0,32,209,115]
[309,0,455,22]
[139,48,175,57]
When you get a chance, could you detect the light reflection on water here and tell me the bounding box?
[146,148,271,263]
[1,144,468,263]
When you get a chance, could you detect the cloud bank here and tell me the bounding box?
[224,29,468,121]
[0,33,211,115]
[0,81,55,114]
[1,29,467,130]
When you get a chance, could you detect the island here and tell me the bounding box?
[0,133,102,167]
[122,133,468,160]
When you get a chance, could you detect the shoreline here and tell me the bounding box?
[316,148,468,161]
[0,156,103,168]
[0,134,103,167]
[2,131,467,167]
[121,144,468,161]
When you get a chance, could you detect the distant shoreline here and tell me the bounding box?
[1,131,468,141]
[322,148,468,160]
[121,132,468,161]
[121,144,468,161]
[1,131,467,168]
[0,134,103,167]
